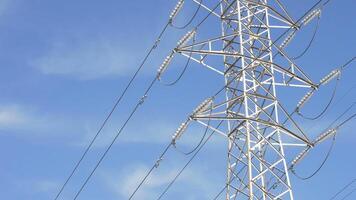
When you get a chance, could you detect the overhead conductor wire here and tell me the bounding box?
[340,188,356,200]
[156,121,223,200]
[127,2,223,199]
[70,1,223,200]
[297,56,355,120]
[291,103,356,180]
[329,179,356,200]
[161,34,196,86]
[53,19,171,200]
[291,14,320,60]
[64,2,201,199]
[170,0,203,29]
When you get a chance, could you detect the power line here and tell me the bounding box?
[127,104,213,199]
[128,142,173,200]
[72,77,158,200]
[340,56,356,70]
[53,21,170,200]
[329,179,356,200]
[155,121,223,200]
[161,35,195,86]
[292,12,320,60]
[297,76,339,120]
[291,135,335,180]
[291,0,337,60]
[291,104,356,180]
[340,189,356,200]
[69,2,224,198]
[296,55,355,121]
[171,0,203,29]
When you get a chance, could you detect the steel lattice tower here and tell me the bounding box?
[166,0,326,199]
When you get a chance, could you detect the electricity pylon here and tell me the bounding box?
[160,0,336,199]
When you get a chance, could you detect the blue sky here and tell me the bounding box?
[0,0,355,199]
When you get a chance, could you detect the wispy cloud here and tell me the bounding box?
[102,162,218,199]
[0,104,49,132]
[77,118,226,148]
[0,104,79,138]
[32,36,136,80]
[0,104,29,127]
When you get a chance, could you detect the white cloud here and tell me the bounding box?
[0,104,48,132]
[32,37,136,80]
[0,104,78,138]
[0,104,29,127]
[76,118,226,149]
[102,163,218,199]
[33,180,60,193]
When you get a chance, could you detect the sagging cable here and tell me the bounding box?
[169,0,185,22]
[177,29,196,48]
[157,51,175,79]
[301,8,321,26]
[319,69,341,85]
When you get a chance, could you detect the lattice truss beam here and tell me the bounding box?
[164,0,327,199]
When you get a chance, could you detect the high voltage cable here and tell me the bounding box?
[304,84,356,132]
[291,15,320,60]
[291,135,335,180]
[297,56,355,120]
[130,1,266,198]
[73,77,158,200]
[127,104,214,199]
[128,142,173,200]
[60,0,347,199]
[291,103,356,180]
[156,121,223,200]
[52,21,170,200]
[171,0,203,29]
[297,76,339,120]
[69,2,223,199]
[161,36,196,86]
[340,189,356,200]
[329,179,356,200]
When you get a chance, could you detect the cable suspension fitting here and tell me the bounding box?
[172,97,214,144]
[172,120,190,145]
[192,97,214,117]
[157,51,175,79]
[301,8,321,26]
[319,69,341,85]
[290,147,311,168]
[157,29,196,80]
[296,90,315,111]
[279,30,296,49]
[169,0,185,22]
[314,128,337,145]
[177,29,196,48]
